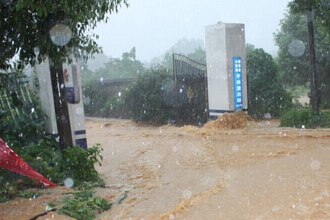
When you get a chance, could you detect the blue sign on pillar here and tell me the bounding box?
[233,57,243,109]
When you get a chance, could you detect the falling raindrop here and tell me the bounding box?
[100,77,104,83]
[232,145,239,152]
[64,178,74,188]
[31,108,35,113]
[33,47,40,61]
[118,92,121,97]
[49,24,72,46]
[183,190,192,199]
[76,107,84,115]
[288,40,305,57]
[45,205,52,212]
[311,160,321,170]
[84,96,91,105]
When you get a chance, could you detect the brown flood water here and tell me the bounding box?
[1,117,330,220]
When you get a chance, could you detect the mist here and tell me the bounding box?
[94,0,290,62]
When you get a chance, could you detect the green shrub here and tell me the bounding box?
[58,190,111,220]
[83,81,108,117]
[280,108,330,128]
[61,144,104,188]
[0,72,105,205]
[83,81,131,118]
[0,175,42,203]
[125,67,175,124]
[101,96,129,119]
[0,143,105,203]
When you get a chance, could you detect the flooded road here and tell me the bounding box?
[88,116,330,220]
[1,115,330,220]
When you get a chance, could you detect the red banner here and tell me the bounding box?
[0,137,56,187]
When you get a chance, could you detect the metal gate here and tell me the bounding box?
[173,54,208,126]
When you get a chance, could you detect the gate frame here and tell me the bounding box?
[172,53,209,125]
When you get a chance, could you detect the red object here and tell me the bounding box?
[0,137,56,187]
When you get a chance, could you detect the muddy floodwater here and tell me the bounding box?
[1,118,330,220]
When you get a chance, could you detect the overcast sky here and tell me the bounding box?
[94,0,291,62]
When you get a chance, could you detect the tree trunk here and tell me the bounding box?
[306,7,319,113]
[50,59,73,151]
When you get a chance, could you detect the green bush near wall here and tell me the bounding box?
[124,67,175,124]
[280,108,330,128]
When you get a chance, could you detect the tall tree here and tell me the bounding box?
[0,0,129,150]
[81,48,145,83]
[274,13,310,87]
[0,0,129,69]
[276,0,330,109]
[151,38,205,68]
[288,0,320,112]
[247,46,292,118]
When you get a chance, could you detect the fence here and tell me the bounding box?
[0,75,37,120]
[82,78,132,118]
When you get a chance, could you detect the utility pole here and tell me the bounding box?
[306,0,319,113]
[50,58,73,151]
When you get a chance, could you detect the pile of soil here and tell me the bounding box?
[204,111,253,130]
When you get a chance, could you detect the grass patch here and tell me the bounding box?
[0,176,42,203]
[56,190,111,220]
[280,108,330,128]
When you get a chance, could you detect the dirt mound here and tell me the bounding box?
[204,111,253,130]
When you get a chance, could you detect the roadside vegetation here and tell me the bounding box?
[281,108,330,128]
[0,71,108,219]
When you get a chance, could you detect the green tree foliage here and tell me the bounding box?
[83,80,129,118]
[81,48,145,83]
[161,47,206,70]
[274,7,330,106]
[82,48,145,118]
[0,0,128,70]
[125,67,175,124]
[247,46,292,118]
[187,47,206,64]
[169,38,204,55]
[152,38,205,69]
[274,13,310,87]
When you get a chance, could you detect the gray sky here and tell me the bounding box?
[94,0,290,62]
